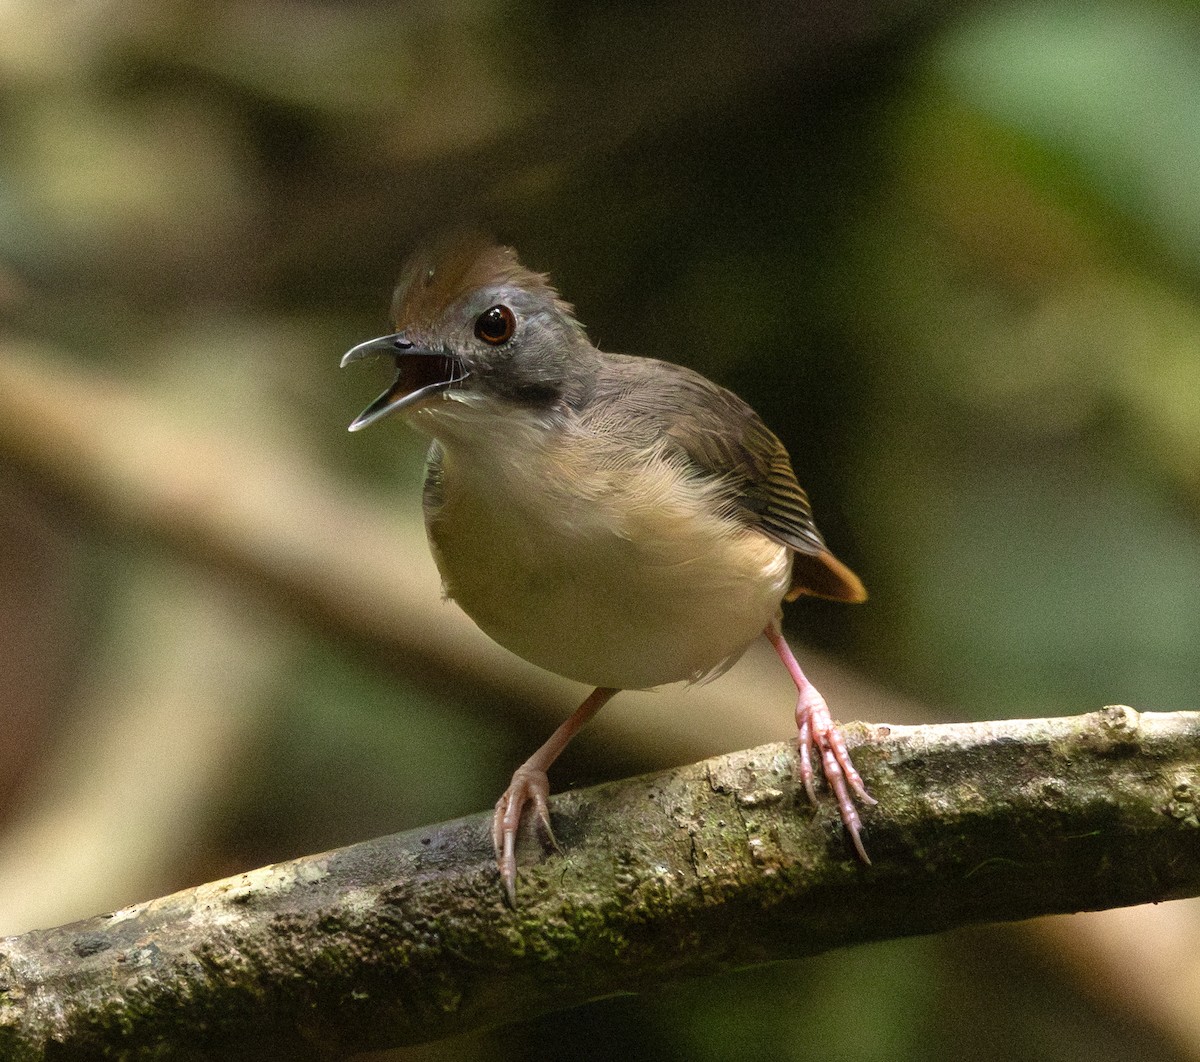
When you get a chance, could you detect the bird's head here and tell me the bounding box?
[341,237,592,433]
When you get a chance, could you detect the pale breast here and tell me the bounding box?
[421,414,792,690]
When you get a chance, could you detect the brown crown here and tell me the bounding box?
[390,235,570,332]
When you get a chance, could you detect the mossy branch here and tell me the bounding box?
[2,706,1198,1060]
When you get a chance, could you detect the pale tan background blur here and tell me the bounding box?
[1,1,1199,1060]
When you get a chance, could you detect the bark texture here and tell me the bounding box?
[2,706,1199,1060]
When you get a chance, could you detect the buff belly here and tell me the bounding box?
[422,428,792,690]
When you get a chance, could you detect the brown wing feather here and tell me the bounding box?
[587,355,866,603]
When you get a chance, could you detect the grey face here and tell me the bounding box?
[341,284,593,432]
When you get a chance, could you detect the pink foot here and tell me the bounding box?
[492,765,557,906]
[766,625,876,862]
[490,687,617,905]
[795,683,876,862]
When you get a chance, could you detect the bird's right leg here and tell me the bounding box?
[493,685,619,905]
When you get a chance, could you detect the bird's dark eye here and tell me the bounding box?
[474,305,515,345]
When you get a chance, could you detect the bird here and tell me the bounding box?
[341,235,874,904]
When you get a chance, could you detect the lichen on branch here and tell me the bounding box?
[1,707,1198,1061]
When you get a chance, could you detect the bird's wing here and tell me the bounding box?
[589,355,866,602]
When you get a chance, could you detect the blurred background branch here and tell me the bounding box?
[2,1,1200,1060]
[0,341,919,755]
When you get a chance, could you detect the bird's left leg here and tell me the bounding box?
[764,623,875,862]
[493,685,619,905]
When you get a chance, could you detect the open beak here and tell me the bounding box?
[340,333,467,432]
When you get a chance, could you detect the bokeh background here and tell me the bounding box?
[1,1,1199,1059]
